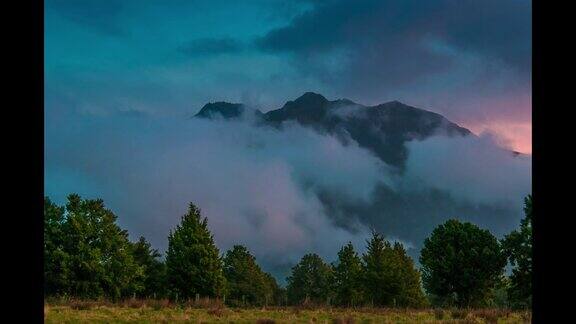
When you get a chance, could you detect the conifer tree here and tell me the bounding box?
[362,231,427,307]
[262,272,282,306]
[332,242,364,306]
[131,236,167,298]
[223,245,273,306]
[286,253,334,305]
[165,203,226,299]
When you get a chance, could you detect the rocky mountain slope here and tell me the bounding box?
[195,92,472,168]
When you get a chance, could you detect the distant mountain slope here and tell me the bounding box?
[195,92,473,168]
[195,102,245,119]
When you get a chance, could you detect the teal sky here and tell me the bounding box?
[46,0,531,134]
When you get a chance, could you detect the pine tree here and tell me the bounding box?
[332,242,364,306]
[362,231,427,307]
[286,253,334,305]
[390,242,428,307]
[131,236,167,298]
[262,272,282,306]
[165,202,226,299]
[223,245,273,306]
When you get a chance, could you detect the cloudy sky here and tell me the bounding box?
[45,0,531,280]
[46,0,531,152]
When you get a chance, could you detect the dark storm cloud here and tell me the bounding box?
[178,38,245,57]
[257,0,531,96]
[47,0,125,35]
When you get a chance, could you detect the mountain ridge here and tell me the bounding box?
[194,92,473,168]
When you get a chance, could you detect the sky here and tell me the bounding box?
[45,0,532,281]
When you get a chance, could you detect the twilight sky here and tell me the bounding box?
[46,0,531,153]
[45,0,531,280]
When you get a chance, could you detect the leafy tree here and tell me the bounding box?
[332,242,364,306]
[131,236,167,298]
[45,194,144,299]
[286,253,334,305]
[165,203,226,299]
[487,276,511,308]
[362,232,427,307]
[223,245,273,306]
[44,197,70,296]
[420,219,507,307]
[502,195,532,308]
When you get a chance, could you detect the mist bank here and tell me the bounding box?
[45,108,530,282]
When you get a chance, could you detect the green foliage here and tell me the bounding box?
[165,203,226,299]
[44,194,145,300]
[223,245,277,306]
[45,193,523,310]
[502,195,532,308]
[362,232,427,307]
[262,272,285,306]
[420,219,507,307]
[332,242,364,307]
[131,236,167,298]
[487,276,511,308]
[286,253,334,305]
[44,197,70,296]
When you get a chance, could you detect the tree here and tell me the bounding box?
[165,202,226,300]
[362,232,427,307]
[131,236,167,298]
[262,272,283,306]
[332,242,364,306]
[286,253,334,305]
[223,245,273,306]
[45,194,144,299]
[420,219,507,307]
[502,195,532,308]
[44,197,70,296]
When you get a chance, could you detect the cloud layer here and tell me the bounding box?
[45,106,530,282]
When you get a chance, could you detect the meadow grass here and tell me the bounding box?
[44,300,531,323]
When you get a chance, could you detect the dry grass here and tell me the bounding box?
[44,300,531,323]
[256,319,276,324]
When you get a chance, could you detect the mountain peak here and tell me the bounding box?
[377,100,411,108]
[296,92,328,102]
[282,92,329,111]
[288,92,329,107]
[195,102,243,119]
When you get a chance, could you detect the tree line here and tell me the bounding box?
[44,194,532,309]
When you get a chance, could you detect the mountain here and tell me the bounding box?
[195,102,245,119]
[195,92,473,168]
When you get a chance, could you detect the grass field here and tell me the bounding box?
[44,300,531,323]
